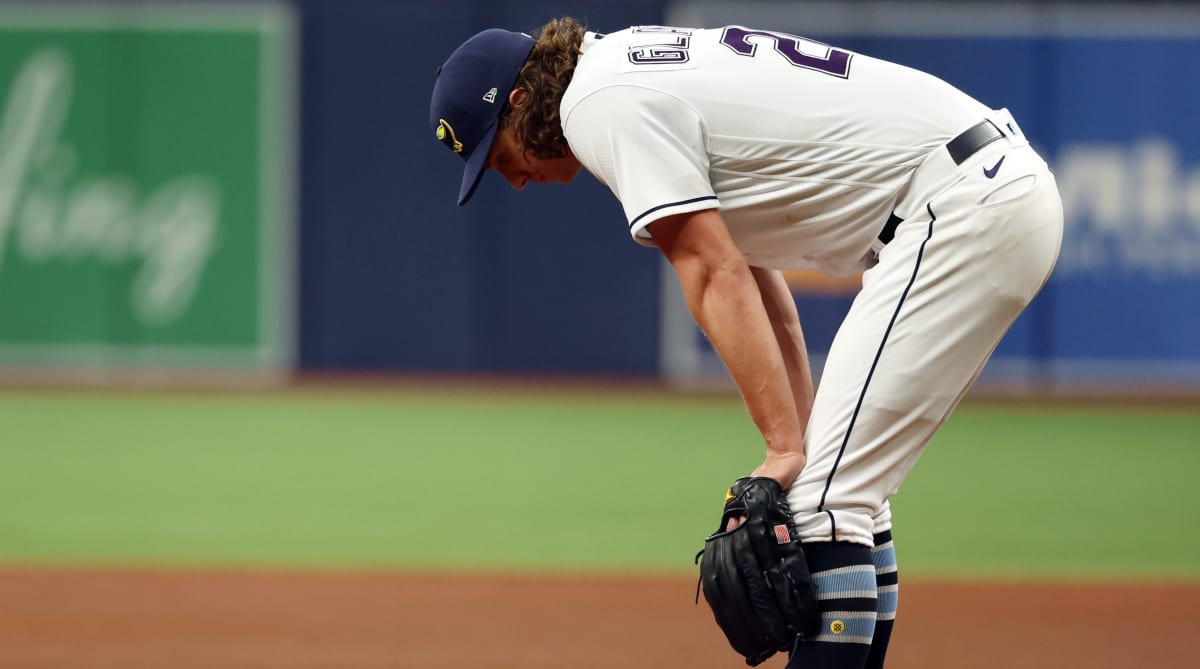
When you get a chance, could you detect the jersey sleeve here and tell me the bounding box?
[562,85,719,247]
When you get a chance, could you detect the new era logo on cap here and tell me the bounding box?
[429,29,536,206]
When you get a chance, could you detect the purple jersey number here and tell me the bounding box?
[720,26,852,78]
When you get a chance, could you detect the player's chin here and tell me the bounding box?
[557,164,584,184]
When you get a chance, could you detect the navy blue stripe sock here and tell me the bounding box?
[866,530,898,669]
[787,541,876,669]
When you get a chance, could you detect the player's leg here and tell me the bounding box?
[865,528,898,669]
[787,142,1062,548]
[787,541,877,669]
[785,142,1061,665]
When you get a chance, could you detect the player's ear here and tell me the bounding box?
[508,87,529,108]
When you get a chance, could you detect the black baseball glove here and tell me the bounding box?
[696,477,821,666]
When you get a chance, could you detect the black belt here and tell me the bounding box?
[878,211,905,246]
[946,119,1005,165]
[877,119,1006,245]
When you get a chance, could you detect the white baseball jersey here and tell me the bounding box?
[562,25,1065,551]
[560,26,993,276]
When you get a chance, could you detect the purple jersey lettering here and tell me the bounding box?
[627,26,693,65]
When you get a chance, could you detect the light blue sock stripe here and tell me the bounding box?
[871,541,897,571]
[813,565,876,598]
[877,587,899,616]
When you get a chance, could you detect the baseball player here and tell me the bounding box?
[430,18,1063,669]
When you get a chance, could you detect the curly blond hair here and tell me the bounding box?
[501,17,587,160]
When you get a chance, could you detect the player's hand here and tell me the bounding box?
[725,451,807,531]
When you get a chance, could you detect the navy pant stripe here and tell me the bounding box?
[818,205,938,511]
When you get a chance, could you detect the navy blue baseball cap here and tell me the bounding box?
[430,29,536,206]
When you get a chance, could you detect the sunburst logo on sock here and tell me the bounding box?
[830,620,846,634]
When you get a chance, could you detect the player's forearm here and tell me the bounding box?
[750,266,815,429]
[676,258,806,456]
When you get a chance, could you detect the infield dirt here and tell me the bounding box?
[0,569,1193,668]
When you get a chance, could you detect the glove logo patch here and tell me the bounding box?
[773,524,791,544]
[830,620,846,635]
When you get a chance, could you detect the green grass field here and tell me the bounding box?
[1,385,1197,580]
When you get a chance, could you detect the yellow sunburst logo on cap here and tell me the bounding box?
[436,119,463,154]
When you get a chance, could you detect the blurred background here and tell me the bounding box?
[0,1,1197,668]
[0,0,1196,394]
